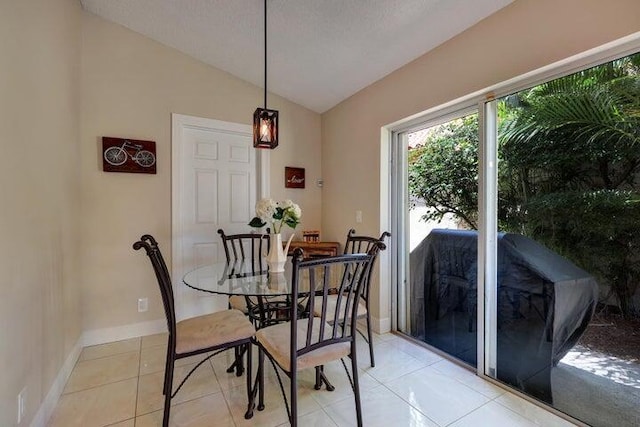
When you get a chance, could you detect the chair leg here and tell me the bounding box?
[314,366,321,390]
[162,356,175,427]
[258,347,265,411]
[350,344,363,427]
[236,345,245,376]
[226,352,237,373]
[163,345,172,395]
[365,314,375,367]
[290,366,297,427]
[244,343,253,418]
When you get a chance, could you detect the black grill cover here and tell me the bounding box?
[409,229,598,402]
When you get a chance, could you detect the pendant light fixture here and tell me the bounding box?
[253,0,278,149]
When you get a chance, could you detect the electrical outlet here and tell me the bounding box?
[355,210,363,223]
[138,297,148,312]
[17,387,26,424]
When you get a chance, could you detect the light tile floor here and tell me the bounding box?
[47,332,577,427]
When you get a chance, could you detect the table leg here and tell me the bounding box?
[226,345,245,376]
[314,365,335,391]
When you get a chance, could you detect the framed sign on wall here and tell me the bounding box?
[285,167,305,188]
[102,137,157,174]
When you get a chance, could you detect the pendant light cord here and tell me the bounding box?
[264,0,268,109]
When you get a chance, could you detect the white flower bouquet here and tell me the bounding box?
[249,198,302,233]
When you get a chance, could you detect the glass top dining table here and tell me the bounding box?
[183,259,329,329]
[182,260,297,297]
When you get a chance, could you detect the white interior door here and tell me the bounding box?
[172,114,268,319]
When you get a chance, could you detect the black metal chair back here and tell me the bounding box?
[339,229,390,368]
[344,228,391,282]
[292,245,382,358]
[133,235,177,339]
[218,228,270,274]
[343,229,390,305]
[343,229,390,254]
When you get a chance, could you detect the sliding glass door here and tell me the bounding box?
[486,53,640,426]
[397,111,480,368]
[395,50,640,427]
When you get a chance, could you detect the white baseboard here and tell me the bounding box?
[30,337,82,427]
[82,319,167,347]
[372,315,391,334]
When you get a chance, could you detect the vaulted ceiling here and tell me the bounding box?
[80,0,515,113]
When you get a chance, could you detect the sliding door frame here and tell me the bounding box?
[389,106,479,340]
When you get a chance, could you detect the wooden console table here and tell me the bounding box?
[287,241,340,259]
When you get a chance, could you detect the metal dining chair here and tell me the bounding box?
[313,229,390,367]
[217,228,270,375]
[217,228,270,312]
[217,228,270,276]
[133,235,256,427]
[251,243,385,426]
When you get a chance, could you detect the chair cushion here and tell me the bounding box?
[312,294,367,320]
[176,309,255,355]
[255,319,350,372]
[229,295,251,313]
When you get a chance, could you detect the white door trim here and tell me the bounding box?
[171,113,269,300]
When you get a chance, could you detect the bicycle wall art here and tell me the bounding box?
[102,137,157,174]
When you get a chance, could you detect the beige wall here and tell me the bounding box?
[80,12,322,332]
[0,0,82,425]
[321,0,640,326]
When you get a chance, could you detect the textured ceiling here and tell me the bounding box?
[80,0,514,113]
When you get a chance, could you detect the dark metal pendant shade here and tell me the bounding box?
[253,107,278,148]
[253,0,279,149]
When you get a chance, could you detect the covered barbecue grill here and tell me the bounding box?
[409,229,598,402]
